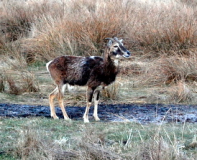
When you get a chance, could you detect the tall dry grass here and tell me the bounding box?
[0,41,39,95]
[1,0,197,62]
[141,53,197,86]
[1,0,197,60]
[128,0,197,52]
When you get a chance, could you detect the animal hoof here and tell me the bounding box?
[65,118,71,121]
[52,116,59,119]
[94,117,100,121]
[83,118,90,123]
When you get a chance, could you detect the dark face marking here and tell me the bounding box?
[108,38,131,59]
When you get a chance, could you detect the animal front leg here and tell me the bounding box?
[83,102,91,123]
[83,87,94,123]
[93,90,100,121]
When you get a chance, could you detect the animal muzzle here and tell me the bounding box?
[123,51,131,58]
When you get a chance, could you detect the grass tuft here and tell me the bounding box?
[1,119,197,159]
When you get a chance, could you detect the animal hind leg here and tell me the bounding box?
[49,87,59,119]
[93,90,100,121]
[58,84,70,120]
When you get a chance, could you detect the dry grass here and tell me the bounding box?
[128,52,197,104]
[134,138,188,160]
[13,127,79,160]
[0,71,40,95]
[78,128,121,160]
[1,0,197,103]
[2,119,197,160]
[23,0,128,62]
[168,81,194,103]
[139,53,197,86]
[2,0,197,62]
[101,82,121,100]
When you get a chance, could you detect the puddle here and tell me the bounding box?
[1,103,197,123]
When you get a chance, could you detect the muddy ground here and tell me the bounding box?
[1,103,197,123]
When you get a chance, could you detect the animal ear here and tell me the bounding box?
[114,37,118,41]
[113,37,123,43]
[107,40,113,47]
[119,39,123,43]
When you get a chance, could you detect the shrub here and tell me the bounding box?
[5,72,40,95]
[168,81,193,103]
[0,2,33,42]
[141,53,197,86]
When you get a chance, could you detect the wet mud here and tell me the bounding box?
[1,103,197,123]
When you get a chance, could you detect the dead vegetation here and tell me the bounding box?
[11,125,121,160]
[139,53,197,86]
[13,127,79,160]
[1,0,197,103]
[5,72,39,95]
[2,119,196,160]
[134,138,188,160]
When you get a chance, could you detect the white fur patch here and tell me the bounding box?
[67,84,78,92]
[114,59,119,67]
[61,84,67,94]
[46,60,52,72]
[115,55,121,58]
[90,56,95,59]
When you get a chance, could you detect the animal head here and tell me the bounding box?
[106,37,131,58]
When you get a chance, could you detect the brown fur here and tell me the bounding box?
[46,37,130,122]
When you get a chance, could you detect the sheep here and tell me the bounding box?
[46,37,131,123]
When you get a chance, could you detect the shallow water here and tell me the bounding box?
[1,103,197,123]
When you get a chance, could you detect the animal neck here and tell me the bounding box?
[103,47,113,65]
[103,47,118,74]
[103,47,110,62]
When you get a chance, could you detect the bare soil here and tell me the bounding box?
[1,103,197,124]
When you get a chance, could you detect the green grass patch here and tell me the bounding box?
[28,61,46,69]
[1,117,197,159]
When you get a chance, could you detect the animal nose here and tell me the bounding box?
[125,51,131,57]
[123,51,131,58]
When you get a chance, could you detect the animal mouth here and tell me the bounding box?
[123,54,130,58]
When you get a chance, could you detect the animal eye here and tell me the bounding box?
[114,46,118,48]
[113,52,117,55]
